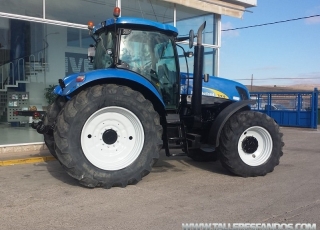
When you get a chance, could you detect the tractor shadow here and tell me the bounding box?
[153,150,234,177]
[39,150,234,187]
[39,161,80,187]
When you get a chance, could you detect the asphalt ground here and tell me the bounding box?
[0,127,319,230]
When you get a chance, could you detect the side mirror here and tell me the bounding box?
[189,30,194,49]
[88,46,95,63]
[204,73,209,82]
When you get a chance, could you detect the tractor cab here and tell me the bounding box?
[88,17,181,109]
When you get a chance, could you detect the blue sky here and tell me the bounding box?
[220,0,320,86]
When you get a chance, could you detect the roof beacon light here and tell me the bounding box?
[88,21,94,30]
[113,7,120,18]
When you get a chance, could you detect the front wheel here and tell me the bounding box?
[218,111,284,177]
[54,84,163,188]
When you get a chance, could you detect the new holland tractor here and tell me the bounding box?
[35,8,284,188]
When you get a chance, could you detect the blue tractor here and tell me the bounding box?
[37,9,284,188]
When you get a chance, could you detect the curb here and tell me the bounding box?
[0,142,48,154]
[0,142,56,166]
[0,156,56,166]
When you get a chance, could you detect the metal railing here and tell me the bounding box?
[250,88,319,129]
[0,51,45,90]
[1,62,14,89]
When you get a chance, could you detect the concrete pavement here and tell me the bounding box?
[0,127,319,229]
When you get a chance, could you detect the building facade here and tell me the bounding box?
[0,0,256,144]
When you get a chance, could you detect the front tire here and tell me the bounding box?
[218,111,284,177]
[54,84,162,188]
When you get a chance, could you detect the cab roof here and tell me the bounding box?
[93,17,178,37]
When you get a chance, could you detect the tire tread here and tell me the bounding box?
[54,84,162,188]
[218,111,284,177]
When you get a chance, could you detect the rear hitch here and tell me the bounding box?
[31,121,53,135]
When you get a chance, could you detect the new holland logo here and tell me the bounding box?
[202,87,229,99]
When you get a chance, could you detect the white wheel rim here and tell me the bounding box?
[81,106,144,171]
[238,126,273,166]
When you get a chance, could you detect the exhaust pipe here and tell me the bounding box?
[192,21,206,121]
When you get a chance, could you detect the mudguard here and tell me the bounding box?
[53,68,165,106]
[208,100,256,147]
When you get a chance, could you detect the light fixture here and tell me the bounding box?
[113,7,121,18]
[76,75,86,82]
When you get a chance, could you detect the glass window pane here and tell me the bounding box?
[177,44,194,74]
[176,14,214,44]
[67,27,80,47]
[121,0,174,23]
[204,47,214,76]
[1,0,43,17]
[81,30,92,48]
[94,31,115,70]
[175,13,216,76]
[176,4,207,22]
[46,0,114,24]
[0,19,10,65]
[119,30,178,107]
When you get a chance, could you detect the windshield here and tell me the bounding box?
[93,31,115,70]
[119,30,178,107]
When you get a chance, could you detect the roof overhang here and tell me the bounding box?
[160,0,257,18]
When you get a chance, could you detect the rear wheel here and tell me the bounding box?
[54,84,163,188]
[43,96,66,159]
[218,111,284,177]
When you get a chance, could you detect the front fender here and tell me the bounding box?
[54,69,165,106]
[208,100,255,147]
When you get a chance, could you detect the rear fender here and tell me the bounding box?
[53,69,165,106]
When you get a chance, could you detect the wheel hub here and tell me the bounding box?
[102,129,118,145]
[238,126,273,167]
[241,136,258,154]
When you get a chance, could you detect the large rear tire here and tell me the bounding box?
[43,96,66,160]
[54,84,163,188]
[218,111,284,177]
